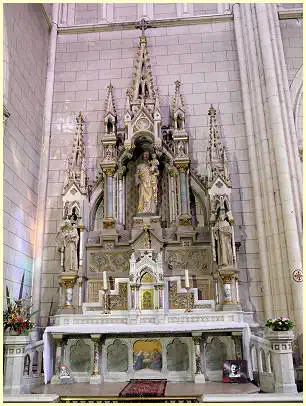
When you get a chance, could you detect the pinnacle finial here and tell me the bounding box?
[175,80,181,91]
[208,104,216,116]
[136,18,151,37]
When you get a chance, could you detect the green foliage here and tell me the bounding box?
[4,273,36,334]
[265,316,294,331]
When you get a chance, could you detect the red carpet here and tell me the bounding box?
[119,379,167,397]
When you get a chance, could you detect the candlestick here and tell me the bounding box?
[103,271,107,290]
[185,269,190,288]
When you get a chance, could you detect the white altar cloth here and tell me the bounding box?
[43,322,248,384]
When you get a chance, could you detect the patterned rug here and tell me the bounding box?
[119,379,167,397]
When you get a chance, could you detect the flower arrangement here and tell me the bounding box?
[3,273,37,335]
[265,316,294,331]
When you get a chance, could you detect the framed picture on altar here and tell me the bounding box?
[222,360,248,383]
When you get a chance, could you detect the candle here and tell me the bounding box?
[103,271,107,290]
[185,269,190,288]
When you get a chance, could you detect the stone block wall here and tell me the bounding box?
[3,4,49,299]
[42,18,263,326]
[280,19,303,87]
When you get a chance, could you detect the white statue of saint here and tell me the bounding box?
[135,151,159,214]
[214,212,233,267]
[63,225,79,272]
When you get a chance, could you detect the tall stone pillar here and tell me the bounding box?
[31,3,60,341]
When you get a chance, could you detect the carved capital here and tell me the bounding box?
[168,167,175,177]
[221,274,233,284]
[103,217,116,229]
[179,213,192,226]
[175,162,189,172]
[103,167,116,177]
[59,274,78,289]
[192,336,201,345]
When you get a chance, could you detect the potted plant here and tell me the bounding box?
[3,273,37,336]
[265,316,294,331]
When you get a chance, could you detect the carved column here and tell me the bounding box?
[90,334,102,384]
[117,168,124,226]
[232,333,242,360]
[158,286,164,309]
[192,335,205,383]
[234,275,240,304]
[135,284,140,310]
[175,162,192,226]
[60,247,64,272]
[130,285,136,310]
[154,285,159,310]
[103,166,116,229]
[51,334,63,384]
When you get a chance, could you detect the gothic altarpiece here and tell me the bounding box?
[48,30,255,385]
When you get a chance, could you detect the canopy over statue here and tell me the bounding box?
[135,151,159,214]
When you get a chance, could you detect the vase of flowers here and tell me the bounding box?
[265,316,294,331]
[4,273,37,336]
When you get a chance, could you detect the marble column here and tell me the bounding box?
[117,168,124,226]
[135,285,140,310]
[192,335,205,383]
[90,335,102,384]
[51,334,63,384]
[255,3,303,335]
[103,167,116,229]
[233,3,273,317]
[31,3,60,341]
[175,162,192,226]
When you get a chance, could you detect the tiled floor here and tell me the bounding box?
[32,381,260,397]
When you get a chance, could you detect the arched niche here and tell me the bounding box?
[167,339,189,371]
[89,181,104,232]
[122,134,170,229]
[107,339,128,372]
[69,339,91,372]
[206,337,228,371]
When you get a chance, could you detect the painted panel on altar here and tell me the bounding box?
[141,289,154,310]
[133,340,162,370]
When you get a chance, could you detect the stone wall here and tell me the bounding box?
[3,4,49,298]
[280,19,303,87]
[43,18,263,325]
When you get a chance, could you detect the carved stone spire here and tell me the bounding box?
[130,30,155,108]
[63,112,87,195]
[172,80,185,131]
[104,82,117,136]
[154,87,161,118]
[206,105,231,187]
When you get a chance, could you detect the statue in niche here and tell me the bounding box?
[135,151,159,214]
[213,211,233,267]
[61,220,79,272]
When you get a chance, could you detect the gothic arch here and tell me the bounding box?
[89,181,104,231]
